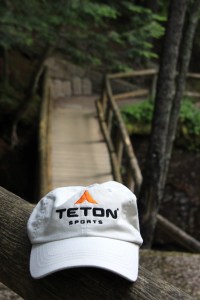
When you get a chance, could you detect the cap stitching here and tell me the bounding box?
[33,198,48,238]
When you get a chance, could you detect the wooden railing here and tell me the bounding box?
[108,68,158,101]
[185,72,200,100]
[96,75,143,196]
[96,70,200,253]
[96,69,200,196]
[38,68,52,198]
[108,69,200,102]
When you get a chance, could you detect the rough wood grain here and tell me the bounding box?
[38,69,52,198]
[113,89,149,101]
[107,69,157,79]
[105,77,142,195]
[140,250,200,299]
[50,102,113,188]
[0,187,193,300]
[157,214,200,252]
[96,100,122,183]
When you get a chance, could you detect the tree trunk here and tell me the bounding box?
[0,187,193,300]
[138,0,188,248]
[10,44,53,148]
[162,0,200,188]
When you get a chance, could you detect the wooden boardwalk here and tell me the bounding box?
[51,96,113,189]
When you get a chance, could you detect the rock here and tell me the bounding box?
[72,76,82,95]
[82,78,92,95]
[53,79,63,99]
[0,283,22,300]
[140,250,200,299]
[63,80,72,97]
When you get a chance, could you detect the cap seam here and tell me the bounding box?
[33,198,48,238]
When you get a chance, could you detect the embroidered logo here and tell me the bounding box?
[55,190,119,224]
[75,190,98,204]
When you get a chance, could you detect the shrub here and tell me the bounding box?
[121,99,200,152]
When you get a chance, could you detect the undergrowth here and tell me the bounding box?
[121,99,200,152]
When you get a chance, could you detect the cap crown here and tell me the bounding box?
[28,181,143,246]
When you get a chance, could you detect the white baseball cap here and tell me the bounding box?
[27,181,143,281]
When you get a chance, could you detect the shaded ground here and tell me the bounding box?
[0,283,22,300]
[0,134,38,203]
[140,250,200,299]
[133,135,200,243]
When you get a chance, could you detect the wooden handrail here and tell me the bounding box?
[38,68,52,198]
[106,77,143,193]
[97,69,200,194]
[157,215,200,253]
[108,68,200,80]
[97,71,200,253]
[113,89,149,101]
[107,69,157,79]
[108,69,200,103]
[186,72,200,79]
[96,75,142,195]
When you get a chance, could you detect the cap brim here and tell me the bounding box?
[30,237,139,281]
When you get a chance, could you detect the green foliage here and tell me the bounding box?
[121,100,153,123]
[121,99,200,152]
[80,2,118,22]
[0,0,167,127]
[110,2,166,61]
[177,99,200,151]
[0,0,67,48]
[0,0,166,71]
[179,100,200,135]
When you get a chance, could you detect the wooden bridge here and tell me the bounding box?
[38,67,200,198]
[38,69,151,198]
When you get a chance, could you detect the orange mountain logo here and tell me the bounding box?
[75,190,98,204]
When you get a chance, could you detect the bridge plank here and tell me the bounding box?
[50,96,113,189]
